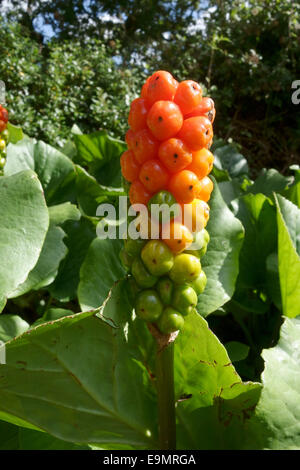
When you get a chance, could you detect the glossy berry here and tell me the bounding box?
[186,148,214,179]
[185,97,215,120]
[147,101,183,141]
[172,284,198,316]
[128,98,149,132]
[0,106,8,123]
[0,121,6,133]
[174,80,202,115]
[129,180,152,206]
[141,76,151,99]
[188,270,207,295]
[169,253,201,284]
[0,139,6,152]
[141,240,174,276]
[132,257,158,288]
[135,289,163,321]
[1,129,9,144]
[157,307,184,334]
[148,190,180,223]
[161,220,193,254]
[132,128,159,164]
[146,71,178,106]
[124,238,146,257]
[196,176,214,202]
[168,170,200,204]
[180,198,206,233]
[120,150,140,182]
[156,277,174,305]
[158,138,192,173]
[185,229,210,258]
[177,116,213,151]
[139,159,169,193]
[125,129,136,150]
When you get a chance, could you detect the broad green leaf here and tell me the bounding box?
[0,299,157,448]
[74,130,126,186]
[175,312,261,449]
[0,315,29,342]
[78,238,126,311]
[32,308,74,327]
[48,218,96,302]
[76,165,124,217]
[5,139,75,204]
[246,317,300,449]
[0,171,49,303]
[48,202,81,226]
[6,122,24,144]
[275,194,300,318]
[9,225,67,297]
[283,170,300,208]
[225,341,249,362]
[235,193,277,289]
[0,420,19,449]
[196,181,244,317]
[214,144,249,177]
[246,169,288,197]
[266,252,282,310]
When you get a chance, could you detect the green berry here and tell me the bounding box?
[124,237,146,257]
[148,190,180,223]
[188,270,207,295]
[132,257,158,288]
[135,289,163,321]
[172,285,198,316]
[169,253,201,284]
[119,247,134,271]
[141,240,174,276]
[157,306,184,334]
[156,277,173,305]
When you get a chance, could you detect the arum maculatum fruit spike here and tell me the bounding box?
[0,104,9,172]
[120,70,215,335]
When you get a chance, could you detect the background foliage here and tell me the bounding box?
[0,0,299,172]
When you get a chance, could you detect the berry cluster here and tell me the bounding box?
[0,105,9,171]
[120,71,215,335]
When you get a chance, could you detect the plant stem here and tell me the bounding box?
[156,341,176,450]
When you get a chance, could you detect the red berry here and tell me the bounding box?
[146,71,178,106]
[120,150,140,182]
[147,101,183,141]
[158,138,192,173]
[185,97,215,123]
[132,128,159,164]
[125,129,136,150]
[168,170,200,204]
[0,106,8,123]
[139,159,169,193]
[174,80,202,115]
[129,180,152,206]
[128,98,148,132]
[177,116,213,151]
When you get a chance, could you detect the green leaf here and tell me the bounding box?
[78,238,126,311]
[6,122,24,144]
[283,170,300,208]
[9,224,68,297]
[0,315,29,342]
[0,171,49,304]
[73,131,126,186]
[214,144,249,177]
[196,180,244,317]
[48,202,81,226]
[275,194,300,318]
[175,312,261,449]
[247,317,300,449]
[32,308,74,327]
[48,218,96,302]
[246,169,288,197]
[224,341,249,362]
[5,139,75,204]
[0,298,157,448]
[76,165,124,217]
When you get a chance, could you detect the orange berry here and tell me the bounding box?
[168,170,200,204]
[174,80,202,115]
[139,159,169,193]
[132,128,159,164]
[0,106,8,123]
[158,138,192,173]
[128,98,148,132]
[120,150,140,183]
[129,180,152,206]
[196,176,214,202]
[186,148,214,179]
[162,220,193,254]
[147,101,183,141]
[185,97,215,123]
[146,71,178,106]
[180,198,207,233]
[141,77,151,99]
[0,120,6,132]
[125,129,136,150]
[177,116,213,151]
